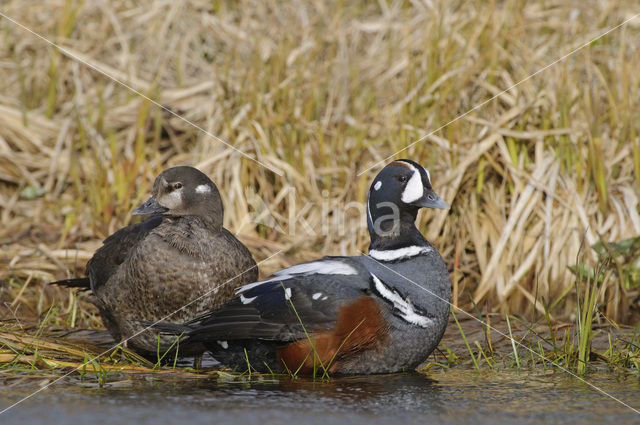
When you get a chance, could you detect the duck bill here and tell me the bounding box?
[410,189,450,210]
[132,196,168,215]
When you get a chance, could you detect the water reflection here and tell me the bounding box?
[1,370,639,425]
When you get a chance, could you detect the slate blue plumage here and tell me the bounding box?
[154,159,451,374]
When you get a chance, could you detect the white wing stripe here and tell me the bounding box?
[236,260,358,294]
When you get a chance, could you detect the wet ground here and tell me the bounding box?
[1,369,640,425]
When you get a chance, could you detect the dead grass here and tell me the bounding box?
[1,0,639,338]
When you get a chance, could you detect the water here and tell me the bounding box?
[1,370,639,425]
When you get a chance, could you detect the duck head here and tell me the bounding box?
[366,159,449,249]
[132,166,224,228]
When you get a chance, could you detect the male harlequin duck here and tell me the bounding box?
[53,166,258,362]
[153,159,451,374]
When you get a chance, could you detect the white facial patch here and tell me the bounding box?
[160,190,182,209]
[371,274,433,328]
[369,246,432,261]
[374,181,382,191]
[236,260,358,294]
[401,168,423,203]
[195,184,211,194]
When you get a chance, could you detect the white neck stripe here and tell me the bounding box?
[369,246,431,261]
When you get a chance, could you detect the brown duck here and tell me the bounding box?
[53,166,258,364]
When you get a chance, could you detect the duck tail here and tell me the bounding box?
[49,277,91,289]
[144,321,192,335]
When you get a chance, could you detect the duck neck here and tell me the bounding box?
[367,199,428,251]
[190,198,224,230]
[169,213,222,232]
[199,215,223,232]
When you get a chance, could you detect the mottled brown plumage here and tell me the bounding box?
[53,166,258,360]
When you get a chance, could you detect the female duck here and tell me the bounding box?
[54,166,258,362]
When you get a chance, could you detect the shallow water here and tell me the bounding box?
[1,369,639,425]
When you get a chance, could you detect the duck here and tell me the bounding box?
[52,166,259,363]
[152,159,451,375]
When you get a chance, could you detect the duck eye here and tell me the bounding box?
[172,182,183,190]
[397,175,408,183]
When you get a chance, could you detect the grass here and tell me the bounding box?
[452,308,480,371]
[0,0,640,381]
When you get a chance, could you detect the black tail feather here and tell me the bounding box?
[50,277,91,289]
[144,321,193,335]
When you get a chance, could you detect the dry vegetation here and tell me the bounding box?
[1,0,640,359]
